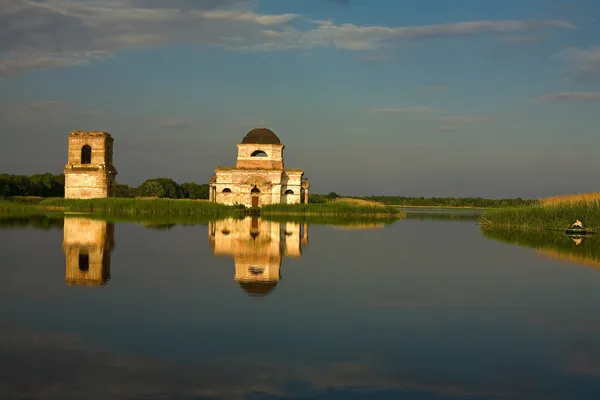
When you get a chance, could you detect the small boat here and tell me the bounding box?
[565,220,595,235]
[565,226,591,235]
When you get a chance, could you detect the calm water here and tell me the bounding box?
[1,213,600,400]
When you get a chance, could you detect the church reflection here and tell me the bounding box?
[209,217,308,299]
[62,216,115,286]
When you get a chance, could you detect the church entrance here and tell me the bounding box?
[251,186,260,207]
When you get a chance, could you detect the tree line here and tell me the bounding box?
[1,173,536,207]
[0,174,209,200]
[113,178,209,199]
[1,173,65,197]
[356,195,535,208]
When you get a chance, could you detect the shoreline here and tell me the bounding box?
[0,197,405,220]
[479,202,600,232]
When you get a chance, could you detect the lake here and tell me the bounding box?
[1,212,600,400]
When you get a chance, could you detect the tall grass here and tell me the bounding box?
[1,197,404,222]
[480,192,600,231]
[261,201,404,217]
[0,199,44,212]
[540,192,600,207]
[332,197,386,207]
[38,197,242,216]
[480,203,600,231]
[0,197,243,217]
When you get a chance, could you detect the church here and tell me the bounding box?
[209,128,309,207]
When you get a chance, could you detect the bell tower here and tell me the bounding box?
[63,217,115,286]
[64,130,118,199]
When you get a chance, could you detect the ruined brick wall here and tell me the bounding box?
[236,143,284,169]
[213,169,284,206]
[281,170,303,204]
[62,217,114,286]
[64,170,116,199]
[211,168,305,206]
[64,131,117,199]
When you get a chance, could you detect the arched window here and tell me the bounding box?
[251,150,268,157]
[78,253,90,272]
[251,187,260,194]
[81,145,92,164]
[284,189,294,195]
[222,188,232,193]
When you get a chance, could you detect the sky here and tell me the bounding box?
[1,0,600,198]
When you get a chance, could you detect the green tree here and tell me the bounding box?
[113,184,134,198]
[137,181,167,198]
[181,182,209,199]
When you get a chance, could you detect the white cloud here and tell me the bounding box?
[536,92,600,102]
[557,46,600,79]
[0,0,576,76]
[200,9,299,25]
[436,115,490,132]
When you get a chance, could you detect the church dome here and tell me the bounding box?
[238,281,278,298]
[241,128,281,145]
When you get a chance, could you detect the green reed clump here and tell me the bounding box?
[261,213,401,226]
[0,199,41,212]
[261,202,404,217]
[479,202,600,231]
[37,197,243,216]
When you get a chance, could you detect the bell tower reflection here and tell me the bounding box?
[209,217,308,299]
[62,216,115,286]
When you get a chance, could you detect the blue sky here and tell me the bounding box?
[1,0,600,198]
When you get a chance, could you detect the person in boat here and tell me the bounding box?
[572,219,584,228]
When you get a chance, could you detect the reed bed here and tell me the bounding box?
[35,198,242,216]
[0,199,44,212]
[332,197,387,207]
[480,191,600,231]
[261,201,403,217]
[1,197,403,225]
[540,192,600,207]
[480,202,600,231]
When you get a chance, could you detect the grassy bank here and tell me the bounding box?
[261,199,404,218]
[1,197,405,220]
[0,197,243,216]
[480,194,600,231]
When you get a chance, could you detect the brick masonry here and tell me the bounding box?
[64,131,118,199]
[209,132,310,207]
